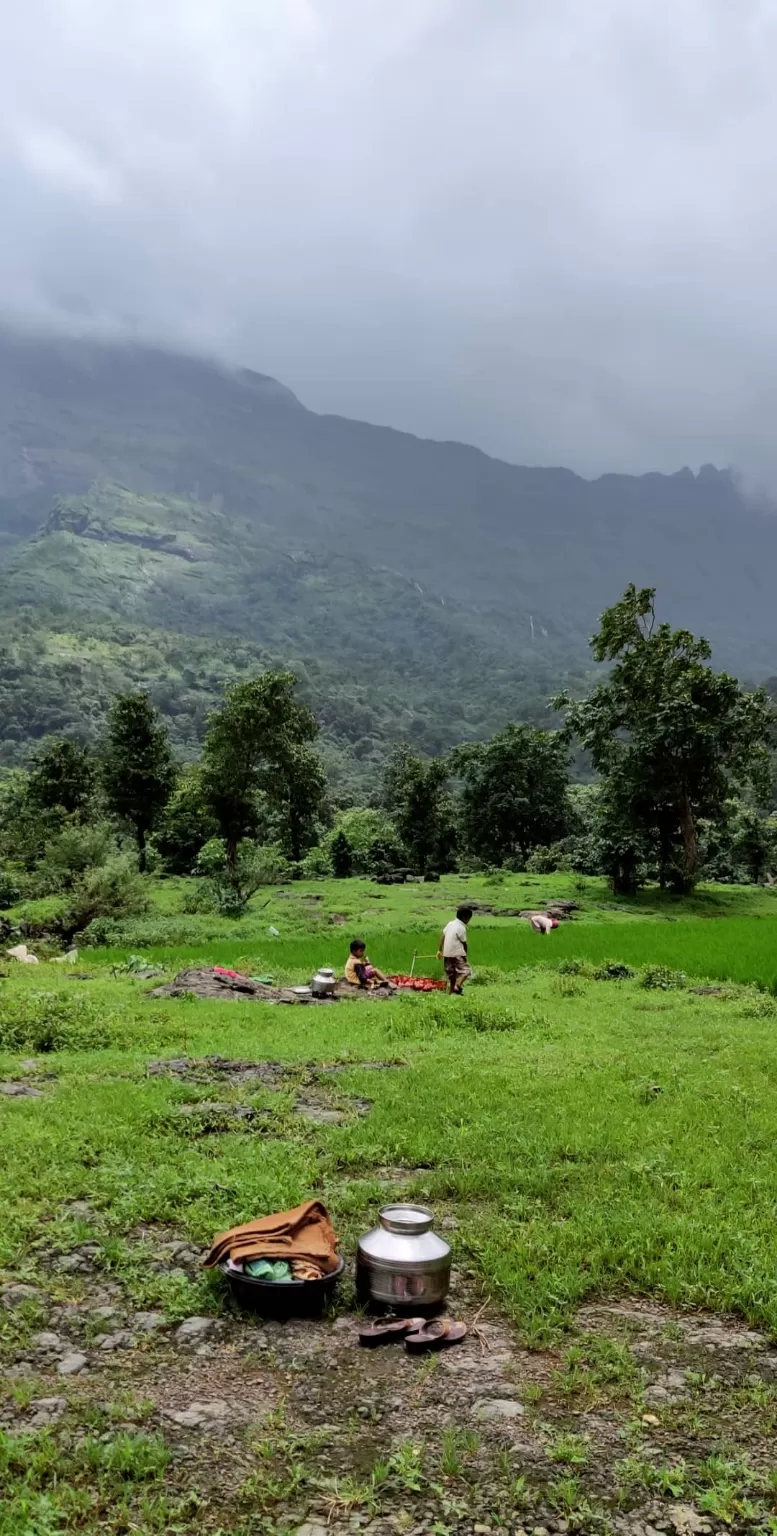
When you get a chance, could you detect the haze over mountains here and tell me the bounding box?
[0,328,775,783]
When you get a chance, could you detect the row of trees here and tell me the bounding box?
[0,586,774,918]
[334,586,776,895]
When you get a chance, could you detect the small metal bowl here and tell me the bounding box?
[221,1256,345,1319]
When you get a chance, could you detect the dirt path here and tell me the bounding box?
[4,1226,777,1534]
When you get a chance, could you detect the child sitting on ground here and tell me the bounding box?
[344,939,393,990]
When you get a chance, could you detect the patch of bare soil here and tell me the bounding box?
[149,970,398,1004]
[5,1241,777,1534]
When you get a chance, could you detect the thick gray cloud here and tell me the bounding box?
[2,0,777,475]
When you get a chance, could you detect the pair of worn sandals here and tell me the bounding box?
[358,1316,467,1353]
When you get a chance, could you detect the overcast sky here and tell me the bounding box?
[3,0,777,476]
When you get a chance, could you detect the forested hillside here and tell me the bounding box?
[1,327,776,787]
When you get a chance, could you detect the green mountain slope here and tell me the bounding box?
[1,328,777,784]
[0,483,582,786]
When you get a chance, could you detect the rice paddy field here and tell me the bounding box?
[77,872,777,992]
[5,874,777,1534]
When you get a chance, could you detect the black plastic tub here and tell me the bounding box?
[221,1256,345,1319]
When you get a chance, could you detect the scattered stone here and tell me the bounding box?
[134,1311,167,1332]
[55,1254,88,1274]
[474,1398,524,1421]
[64,1200,94,1218]
[18,1059,40,1072]
[28,1396,67,1426]
[1,1283,41,1307]
[294,1100,345,1125]
[100,1330,136,1351]
[57,1352,88,1376]
[0,1081,43,1097]
[164,1399,229,1429]
[175,1316,216,1345]
[294,1525,331,1536]
[8,1362,34,1378]
[30,1331,63,1352]
[91,1305,120,1322]
[668,1507,711,1535]
[440,1215,459,1230]
[683,1320,765,1350]
[6,943,39,964]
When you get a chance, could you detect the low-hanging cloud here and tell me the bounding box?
[2,0,777,476]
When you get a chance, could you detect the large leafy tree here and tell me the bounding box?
[101,693,177,871]
[154,766,218,874]
[201,671,324,865]
[556,586,774,893]
[27,738,95,818]
[383,746,457,873]
[273,743,327,862]
[453,724,569,867]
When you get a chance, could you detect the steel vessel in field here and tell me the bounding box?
[356,1204,451,1313]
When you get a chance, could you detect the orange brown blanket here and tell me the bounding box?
[204,1199,339,1277]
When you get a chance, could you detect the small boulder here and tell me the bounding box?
[28,1396,67,1427]
[55,1254,88,1274]
[175,1316,216,1346]
[30,1331,64,1353]
[134,1311,168,1333]
[1,1283,42,1308]
[164,1399,229,1429]
[474,1398,524,1421]
[57,1352,88,1376]
[0,1082,43,1098]
[100,1330,136,1351]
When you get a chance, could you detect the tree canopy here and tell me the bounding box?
[454,723,569,867]
[556,585,774,892]
[382,746,457,873]
[101,693,177,871]
[200,671,323,864]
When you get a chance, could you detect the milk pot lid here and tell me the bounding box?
[379,1204,434,1235]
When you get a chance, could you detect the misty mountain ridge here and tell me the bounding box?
[0,327,775,783]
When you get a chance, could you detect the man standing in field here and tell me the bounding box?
[437,905,473,994]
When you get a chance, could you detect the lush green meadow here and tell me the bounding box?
[6,876,777,1532]
[49,871,777,991]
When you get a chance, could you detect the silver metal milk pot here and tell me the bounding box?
[356,1204,451,1312]
[311,967,336,998]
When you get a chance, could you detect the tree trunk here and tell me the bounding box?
[137,826,147,874]
[678,791,698,892]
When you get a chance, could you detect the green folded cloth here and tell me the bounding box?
[244,1258,293,1283]
[250,975,274,985]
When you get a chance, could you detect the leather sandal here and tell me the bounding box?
[405,1319,467,1354]
[358,1316,426,1348]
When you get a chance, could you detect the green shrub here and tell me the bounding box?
[0,992,116,1051]
[64,856,150,937]
[38,822,116,892]
[557,958,589,977]
[592,959,635,981]
[738,990,777,1019]
[194,839,290,915]
[425,997,524,1033]
[640,964,687,991]
[0,867,21,908]
[470,965,507,987]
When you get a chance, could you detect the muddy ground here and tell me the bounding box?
[4,1226,777,1535]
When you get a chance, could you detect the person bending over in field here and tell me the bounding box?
[437,906,473,994]
[344,939,393,990]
